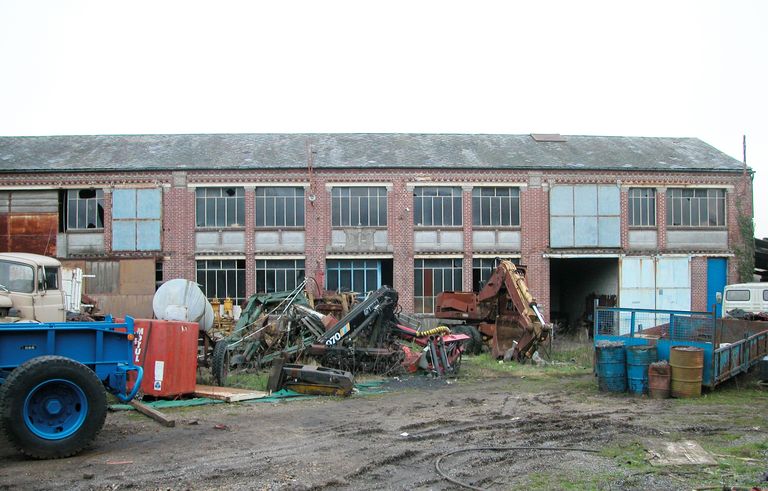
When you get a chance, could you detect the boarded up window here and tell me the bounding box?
[112,189,162,251]
[84,261,119,294]
[550,185,620,248]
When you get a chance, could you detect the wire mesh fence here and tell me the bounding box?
[595,308,714,342]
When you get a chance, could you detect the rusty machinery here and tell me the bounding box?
[434,260,550,361]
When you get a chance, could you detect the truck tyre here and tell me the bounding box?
[211,340,230,386]
[452,325,483,355]
[0,356,107,459]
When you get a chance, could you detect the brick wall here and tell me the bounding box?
[690,256,709,312]
[1,167,753,318]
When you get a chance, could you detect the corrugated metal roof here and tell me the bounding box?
[0,133,746,173]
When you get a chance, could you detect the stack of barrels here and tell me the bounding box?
[596,342,703,398]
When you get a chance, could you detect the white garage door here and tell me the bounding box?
[619,256,691,334]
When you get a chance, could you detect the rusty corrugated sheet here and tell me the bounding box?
[0,213,57,256]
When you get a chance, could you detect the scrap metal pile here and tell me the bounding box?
[209,282,468,386]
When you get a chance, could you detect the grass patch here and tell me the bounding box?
[196,367,269,391]
[462,353,591,380]
[460,335,594,381]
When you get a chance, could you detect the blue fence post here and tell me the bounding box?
[630,311,636,337]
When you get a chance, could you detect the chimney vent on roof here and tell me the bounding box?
[531,133,566,142]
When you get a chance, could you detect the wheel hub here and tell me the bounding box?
[23,379,88,440]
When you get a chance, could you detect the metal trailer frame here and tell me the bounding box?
[0,317,144,458]
[0,317,143,399]
[593,305,768,388]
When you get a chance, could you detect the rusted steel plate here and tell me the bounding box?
[2,213,57,256]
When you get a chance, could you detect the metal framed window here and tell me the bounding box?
[666,188,726,227]
[255,187,305,227]
[414,258,463,313]
[66,189,104,230]
[413,187,462,227]
[0,261,34,293]
[326,259,380,293]
[628,188,656,227]
[195,187,245,228]
[472,257,519,292]
[725,289,749,301]
[255,259,305,294]
[196,259,246,304]
[472,187,520,226]
[331,187,387,227]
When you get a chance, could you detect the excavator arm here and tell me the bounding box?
[435,260,550,360]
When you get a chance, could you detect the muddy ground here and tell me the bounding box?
[1,362,766,490]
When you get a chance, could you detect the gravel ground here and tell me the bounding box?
[1,371,766,490]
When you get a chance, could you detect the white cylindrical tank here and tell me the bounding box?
[153,279,211,331]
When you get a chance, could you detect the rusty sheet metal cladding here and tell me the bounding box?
[596,342,626,393]
[0,213,58,256]
[670,346,704,398]
[626,345,657,395]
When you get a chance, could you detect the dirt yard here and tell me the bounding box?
[1,351,766,490]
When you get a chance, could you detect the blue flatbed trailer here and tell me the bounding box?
[594,306,768,388]
[0,317,143,458]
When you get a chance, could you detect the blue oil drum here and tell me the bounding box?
[596,343,626,393]
[626,345,657,395]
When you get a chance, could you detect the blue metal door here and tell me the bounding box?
[707,258,727,316]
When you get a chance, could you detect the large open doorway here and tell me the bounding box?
[550,257,618,334]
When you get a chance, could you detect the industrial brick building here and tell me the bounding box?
[0,133,753,328]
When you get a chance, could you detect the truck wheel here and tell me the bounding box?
[452,325,483,355]
[211,340,230,386]
[0,356,107,459]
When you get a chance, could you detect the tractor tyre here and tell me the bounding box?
[211,340,231,386]
[0,356,107,459]
[452,325,484,355]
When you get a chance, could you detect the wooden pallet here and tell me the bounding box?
[194,384,268,403]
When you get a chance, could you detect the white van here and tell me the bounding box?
[721,282,768,318]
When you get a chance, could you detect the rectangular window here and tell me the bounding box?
[196,259,246,304]
[155,261,163,291]
[414,258,462,313]
[725,289,749,301]
[628,188,656,227]
[325,259,381,293]
[255,259,305,294]
[666,189,726,227]
[195,187,245,228]
[472,258,519,292]
[331,187,387,227]
[472,187,520,226]
[414,187,462,227]
[112,188,162,251]
[0,260,34,293]
[65,189,104,230]
[255,187,305,227]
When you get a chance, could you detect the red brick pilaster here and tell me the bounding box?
[657,187,667,251]
[520,178,550,319]
[393,180,415,312]
[462,185,473,291]
[244,186,256,298]
[103,189,113,252]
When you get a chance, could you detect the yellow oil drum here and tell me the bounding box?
[670,346,704,398]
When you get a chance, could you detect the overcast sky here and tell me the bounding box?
[1,0,766,237]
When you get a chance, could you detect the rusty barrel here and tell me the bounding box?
[626,345,656,395]
[596,342,626,393]
[648,361,671,399]
[670,346,704,398]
